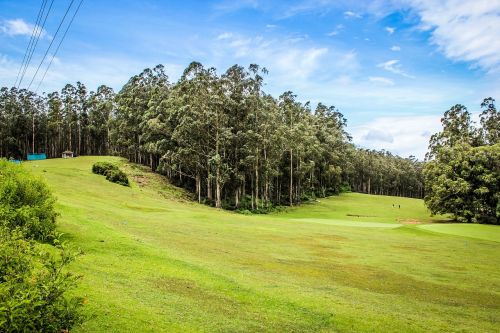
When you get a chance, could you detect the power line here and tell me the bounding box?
[17,0,54,88]
[35,0,84,93]
[25,0,76,91]
[14,0,46,87]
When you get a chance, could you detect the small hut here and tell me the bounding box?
[62,151,74,158]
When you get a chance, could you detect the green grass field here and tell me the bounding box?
[25,156,500,333]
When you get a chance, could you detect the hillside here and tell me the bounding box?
[26,156,500,333]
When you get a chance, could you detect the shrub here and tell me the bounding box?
[0,229,83,332]
[92,162,129,186]
[0,160,57,242]
[105,169,129,186]
[339,183,352,193]
[91,162,118,176]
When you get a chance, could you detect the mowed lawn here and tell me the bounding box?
[25,156,500,333]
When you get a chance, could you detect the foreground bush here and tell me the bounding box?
[0,160,57,241]
[0,229,83,332]
[92,162,129,186]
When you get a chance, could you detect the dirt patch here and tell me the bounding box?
[346,213,378,218]
[132,175,149,187]
[391,244,433,252]
[153,277,238,308]
[400,219,424,225]
[317,234,349,242]
[442,264,467,272]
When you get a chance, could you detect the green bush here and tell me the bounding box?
[105,169,129,186]
[92,162,129,186]
[0,160,57,242]
[0,229,83,332]
[91,162,118,175]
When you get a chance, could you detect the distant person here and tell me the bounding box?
[398,204,400,209]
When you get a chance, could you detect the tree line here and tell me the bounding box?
[1,62,424,209]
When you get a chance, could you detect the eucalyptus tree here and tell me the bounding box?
[88,85,115,155]
[165,62,209,202]
[46,91,64,157]
[426,104,477,160]
[113,68,159,163]
[221,64,251,207]
[313,103,350,196]
[479,97,499,145]
[61,84,78,153]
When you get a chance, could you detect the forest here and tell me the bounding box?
[0,62,424,209]
[0,62,497,222]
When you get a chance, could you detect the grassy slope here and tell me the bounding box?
[25,156,500,333]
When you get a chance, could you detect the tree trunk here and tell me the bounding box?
[255,148,259,208]
[196,172,201,203]
[289,148,293,206]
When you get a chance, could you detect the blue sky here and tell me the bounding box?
[1,0,499,158]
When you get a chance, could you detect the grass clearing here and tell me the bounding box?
[25,156,500,333]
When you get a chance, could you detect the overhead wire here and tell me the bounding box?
[14,0,46,87]
[25,0,76,90]
[35,0,84,93]
[17,0,54,88]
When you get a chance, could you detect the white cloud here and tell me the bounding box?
[326,24,344,36]
[214,32,343,81]
[0,18,46,38]
[275,47,328,79]
[405,0,500,72]
[385,26,395,34]
[351,115,443,159]
[334,75,352,86]
[390,45,401,51]
[266,24,277,29]
[344,11,362,18]
[377,59,415,78]
[369,76,394,85]
[213,0,259,13]
[216,32,233,40]
[363,129,394,143]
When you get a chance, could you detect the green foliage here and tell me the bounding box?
[105,169,129,186]
[424,98,500,224]
[0,229,83,332]
[424,143,499,224]
[350,149,424,198]
[339,183,352,193]
[0,159,57,241]
[91,161,118,175]
[92,162,129,186]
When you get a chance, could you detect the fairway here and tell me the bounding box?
[291,218,402,228]
[419,224,500,242]
[26,157,500,333]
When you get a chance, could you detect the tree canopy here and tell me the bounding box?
[0,62,443,211]
[424,98,499,224]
